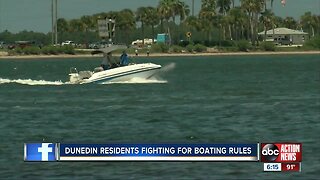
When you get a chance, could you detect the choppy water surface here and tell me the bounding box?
[0,55,319,179]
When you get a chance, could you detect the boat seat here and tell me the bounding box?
[94,67,104,72]
[79,71,93,79]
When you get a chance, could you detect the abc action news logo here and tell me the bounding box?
[261,143,302,162]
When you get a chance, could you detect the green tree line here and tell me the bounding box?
[1,0,319,46]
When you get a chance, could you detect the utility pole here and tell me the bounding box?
[192,0,194,16]
[55,0,58,45]
[51,0,58,45]
[51,0,54,44]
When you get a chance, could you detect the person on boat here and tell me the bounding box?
[100,52,113,70]
[100,64,108,70]
[120,50,129,66]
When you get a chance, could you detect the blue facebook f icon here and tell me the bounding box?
[24,143,56,161]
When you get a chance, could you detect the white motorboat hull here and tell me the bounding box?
[69,63,161,84]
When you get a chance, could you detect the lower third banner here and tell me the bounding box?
[56,143,258,161]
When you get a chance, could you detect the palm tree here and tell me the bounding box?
[174,0,190,23]
[80,15,95,32]
[199,0,217,41]
[223,15,233,40]
[185,15,201,31]
[136,7,148,45]
[172,1,190,43]
[117,9,135,44]
[264,0,276,37]
[213,14,223,45]
[241,0,264,45]
[317,15,320,35]
[145,7,160,43]
[273,16,284,28]
[260,9,274,41]
[157,0,189,44]
[228,7,248,40]
[158,0,174,31]
[69,19,85,32]
[182,15,200,42]
[301,12,318,37]
[217,0,231,41]
[217,0,231,15]
[57,18,69,33]
[283,17,298,30]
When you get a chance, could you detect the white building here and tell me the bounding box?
[258,28,308,45]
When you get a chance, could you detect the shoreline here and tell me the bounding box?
[0,50,319,59]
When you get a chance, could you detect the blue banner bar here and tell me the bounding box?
[58,143,258,161]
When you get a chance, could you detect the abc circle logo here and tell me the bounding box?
[262,144,279,161]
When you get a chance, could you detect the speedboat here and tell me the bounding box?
[68,44,161,84]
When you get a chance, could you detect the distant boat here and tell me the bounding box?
[68,44,161,84]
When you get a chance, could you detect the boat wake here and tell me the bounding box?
[102,77,167,84]
[0,77,166,85]
[0,78,64,86]
[0,77,167,85]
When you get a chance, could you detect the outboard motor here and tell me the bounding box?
[68,67,92,84]
[69,73,82,84]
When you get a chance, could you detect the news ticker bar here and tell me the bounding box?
[24,143,302,163]
[25,143,258,161]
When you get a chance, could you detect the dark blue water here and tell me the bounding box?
[0,55,319,179]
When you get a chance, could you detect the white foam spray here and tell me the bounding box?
[0,78,64,85]
[102,77,167,84]
[159,62,176,73]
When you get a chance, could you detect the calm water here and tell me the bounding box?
[0,55,319,179]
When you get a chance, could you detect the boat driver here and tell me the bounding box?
[120,50,129,66]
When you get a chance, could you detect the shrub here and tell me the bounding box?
[40,46,60,55]
[194,44,207,52]
[159,43,169,53]
[204,40,218,47]
[151,44,161,53]
[23,46,40,55]
[304,36,320,49]
[260,42,276,51]
[236,40,251,52]
[186,44,194,52]
[7,50,16,56]
[220,40,235,47]
[151,43,169,53]
[193,40,202,45]
[222,46,238,52]
[61,45,75,55]
[49,46,58,55]
[56,46,64,54]
[178,40,190,47]
[41,46,50,54]
[171,45,183,53]
[14,47,23,54]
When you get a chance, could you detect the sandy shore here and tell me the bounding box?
[0,51,319,59]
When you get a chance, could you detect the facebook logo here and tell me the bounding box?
[24,143,56,161]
